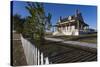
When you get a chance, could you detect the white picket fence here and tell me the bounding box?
[21,35,50,65]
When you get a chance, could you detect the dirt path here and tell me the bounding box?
[12,32,27,66]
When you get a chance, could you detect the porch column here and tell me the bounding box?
[77,20,79,30]
[61,25,62,32]
[64,24,66,32]
[81,24,83,30]
[52,26,56,32]
[69,23,71,31]
[65,24,67,32]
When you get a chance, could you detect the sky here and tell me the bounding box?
[12,1,97,29]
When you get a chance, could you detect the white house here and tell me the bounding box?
[53,9,89,36]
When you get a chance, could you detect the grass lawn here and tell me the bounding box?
[40,41,70,57]
[77,37,97,44]
[47,33,97,44]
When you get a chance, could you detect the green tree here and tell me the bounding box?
[24,2,52,45]
[13,14,24,33]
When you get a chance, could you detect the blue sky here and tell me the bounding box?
[12,1,97,29]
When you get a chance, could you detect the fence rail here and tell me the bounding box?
[21,35,50,65]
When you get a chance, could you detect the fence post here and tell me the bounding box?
[38,49,40,65]
[33,45,35,64]
[44,57,49,64]
[21,36,50,65]
[41,52,44,65]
